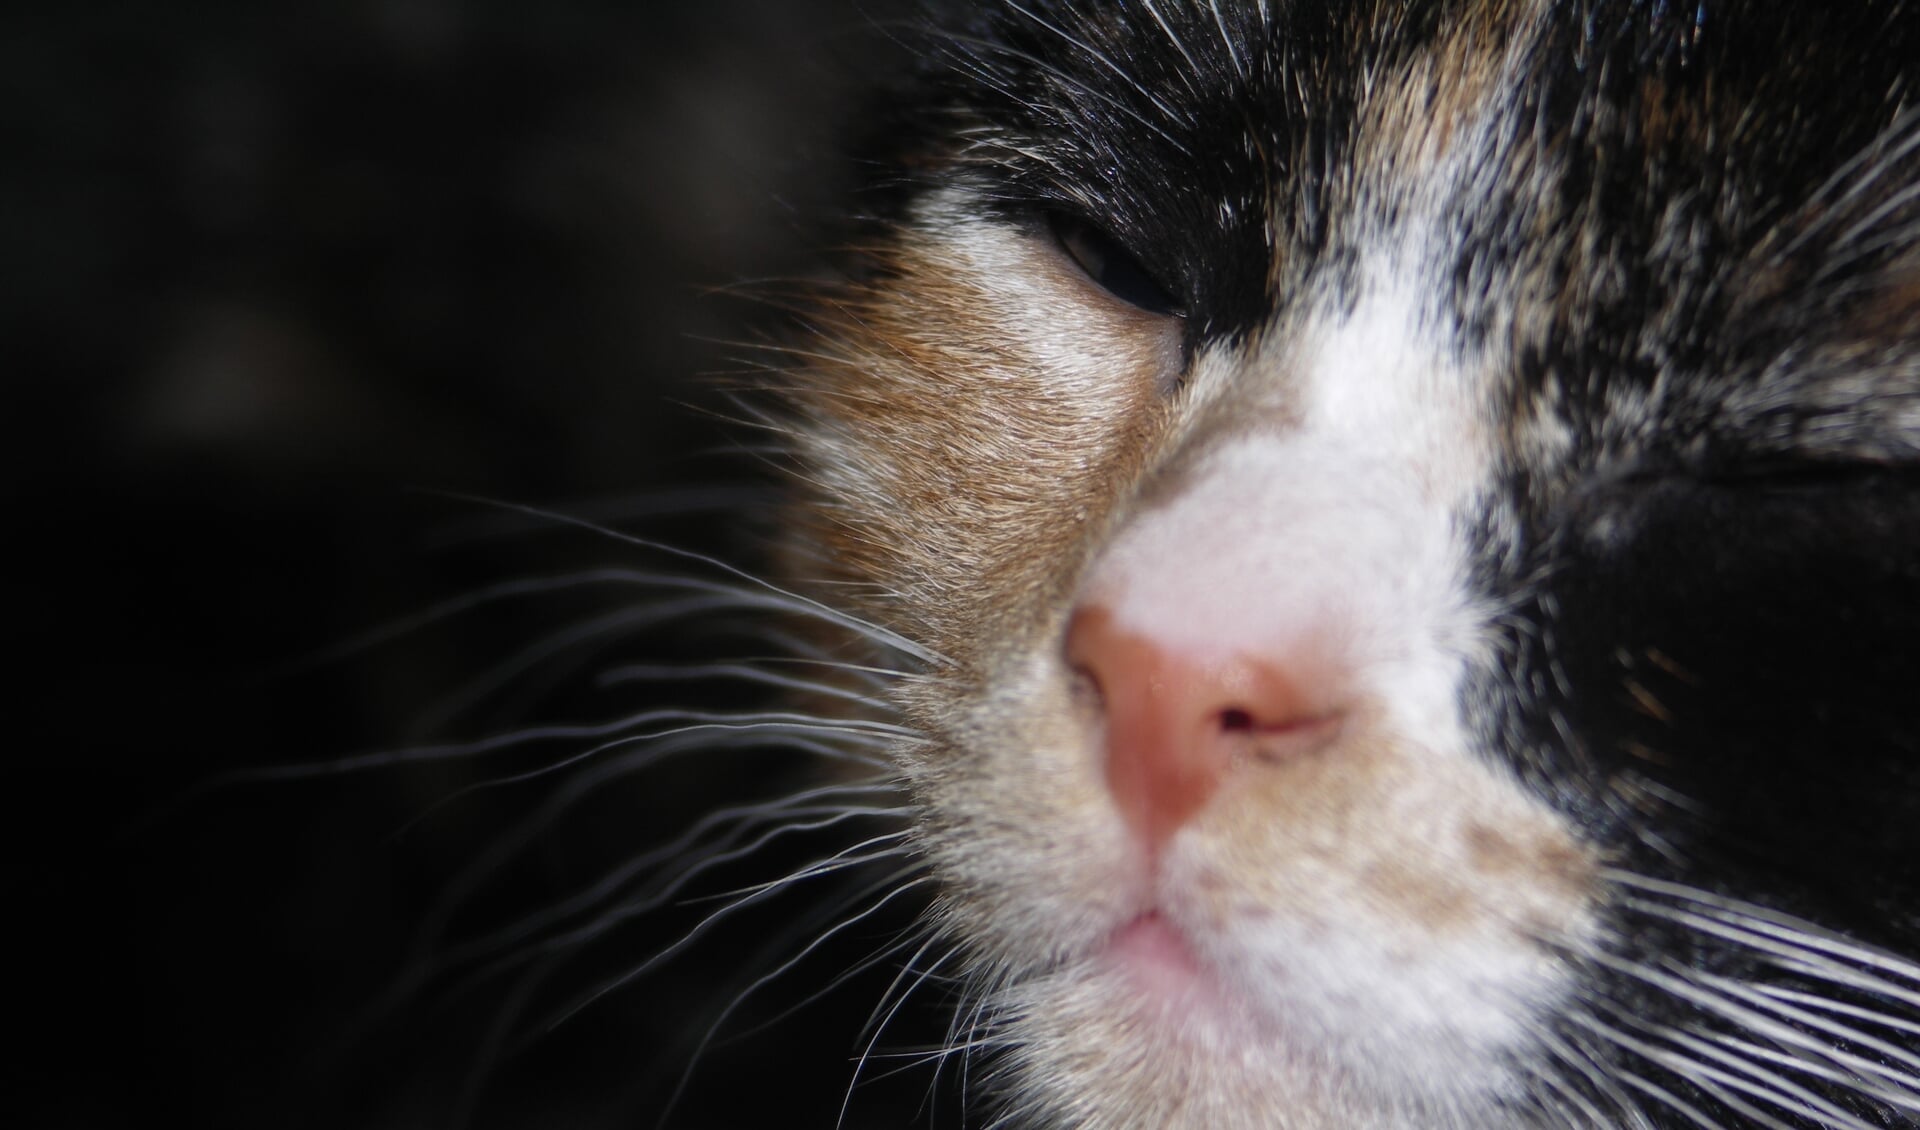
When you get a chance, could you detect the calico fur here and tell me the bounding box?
[752,1,1920,1127]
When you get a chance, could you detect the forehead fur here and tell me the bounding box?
[893,0,1920,468]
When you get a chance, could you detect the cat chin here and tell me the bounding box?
[992,957,1540,1130]
[942,809,1576,1129]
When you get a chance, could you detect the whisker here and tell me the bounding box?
[407,594,752,735]
[1606,870,1920,984]
[1695,1027,1920,1115]
[595,660,903,706]
[1529,1024,1654,1129]
[1617,893,1920,1011]
[931,31,1193,156]
[1566,1008,1805,1130]
[450,945,557,1130]
[655,873,938,1128]
[1611,1066,1733,1130]
[191,700,897,806]
[387,716,899,845]
[538,826,914,962]
[525,840,918,1038]
[412,730,896,963]
[1770,105,1920,261]
[421,489,950,666]
[420,483,770,548]
[1580,941,1920,1118]
[1135,0,1204,93]
[1697,974,1920,1098]
[1749,983,1920,1039]
[1629,1017,1888,1129]
[954,984,999,1129]
[435,780,906,971]
[697,829,920,902]
[840,936,963,1130]
[718,911,941,1049]
[426,821,915,1028]
[418,708,901,805]
[256,566,705,676]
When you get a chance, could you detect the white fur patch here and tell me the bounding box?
[1070,252,1583,1102]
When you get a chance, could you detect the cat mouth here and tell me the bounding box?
[1104,910,1212,1000]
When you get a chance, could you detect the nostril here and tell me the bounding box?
[1241,710,1346,765]
[1214,702,1345,764]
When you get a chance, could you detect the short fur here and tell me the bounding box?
[765,1,1920,1126]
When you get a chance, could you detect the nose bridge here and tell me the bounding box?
[1085,255,1493,650]
[1086,437,1434,658]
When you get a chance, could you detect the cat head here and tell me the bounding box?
[779,2,1920,1125]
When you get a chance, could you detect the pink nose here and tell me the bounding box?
[1064,605,1343,854]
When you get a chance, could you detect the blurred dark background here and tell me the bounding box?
[11,3,952,1127]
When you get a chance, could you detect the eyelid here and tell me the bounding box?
[1047,212,1185,318]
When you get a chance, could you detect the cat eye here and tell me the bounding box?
[1049,213,1184,318]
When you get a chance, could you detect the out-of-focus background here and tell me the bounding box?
[12,2,951,1126]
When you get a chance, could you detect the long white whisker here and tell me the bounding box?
[1567,1008,1803,1130]
[1771,105,1920,260]
[1582,943,1920,1117]
[200,701,899,797]
[387,716,898,846]
[655,874,938,1128]
[411,729,895,965]
[1618,893,1920,1010]
[1605,870,1920,988]
[1748,982,1920,1039]
[434,812,911,1011]
[1530,1024,1656,1129]
[1610,1065,1735,1130]
[719,911,942,1049]
[415,709,902,804]
[259,566,713,674]
[594,660,901,706]
[420,483,768,547]
[408,595,749,733]
[840,936,961,1130]
[1697,973,1920,1096]
[1694,1026,1920,1115]
[439,781,907,969]
[932,31,1193,155]
[698,830,919,902]
[954,982,999,1130]
[1623,1015,1890,1129]
[528,840,917,1036]
[424,490,950,666]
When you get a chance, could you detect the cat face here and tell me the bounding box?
[780,2,1920,1126]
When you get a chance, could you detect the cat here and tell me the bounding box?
[717,0,1920,1127]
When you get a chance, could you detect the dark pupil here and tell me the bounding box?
[1053,215,1182,317]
